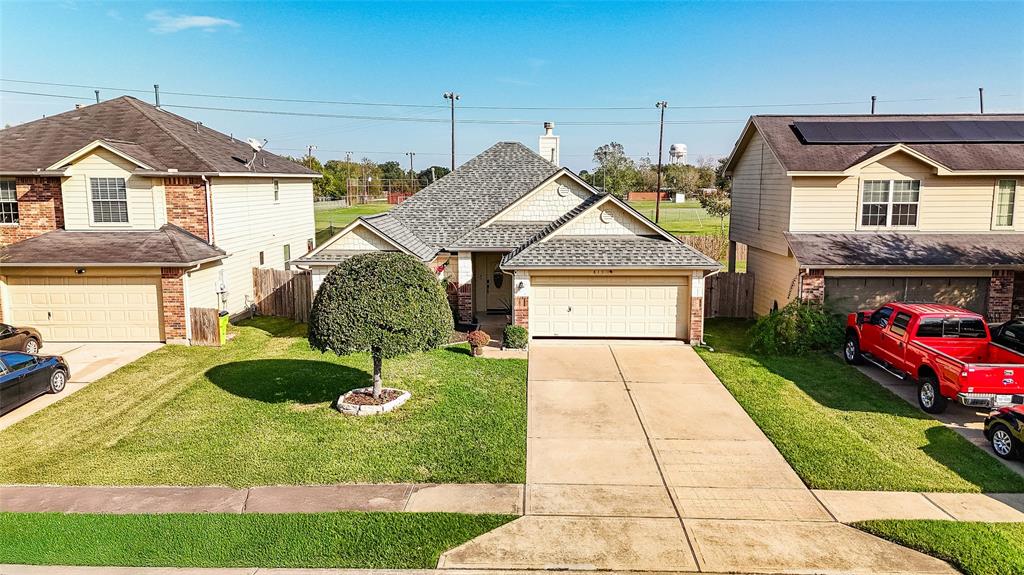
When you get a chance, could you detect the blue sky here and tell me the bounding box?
[1,1,1022,171]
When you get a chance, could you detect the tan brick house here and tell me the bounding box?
[0,96,318,343]
[295,128,720,343]
[722,114,1024,321]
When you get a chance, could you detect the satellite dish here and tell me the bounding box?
[247,138,267,152]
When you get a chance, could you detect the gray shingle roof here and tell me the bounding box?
[0,96,318,175]
[361,213,436,261]
[741,114,1024,173]
[0,224,227,266]
[502,236,721,269]
[448,222,549,249]
[292,250,372,265]
[501,194,604,261]
[785,232,1024,268]
[388,142,560,248]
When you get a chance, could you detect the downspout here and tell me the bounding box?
[201,175,214,245]
[182,262,202,345]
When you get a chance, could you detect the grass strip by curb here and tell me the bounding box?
[0,512,514,568]
[697,318,1024,493]
[855,520,1024,575]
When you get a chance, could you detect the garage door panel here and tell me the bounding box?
[531,274,689,339]
[7,275,163,342]
[825,276,989,314]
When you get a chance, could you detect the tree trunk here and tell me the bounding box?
[372,350,383,399]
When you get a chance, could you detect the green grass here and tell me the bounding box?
[0,512,513,568]
[316,203,393,229]
[627,199,729,236]
[696,319,1024,492]
[856,520,1024,575]
[0,317,526,486]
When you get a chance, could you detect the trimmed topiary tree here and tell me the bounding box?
[308,252,454,399]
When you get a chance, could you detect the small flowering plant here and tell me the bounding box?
[466,329,491,355]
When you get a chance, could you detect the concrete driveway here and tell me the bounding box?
[0,341,162,431]
[441,340,956,573]
[850,361,1024,479]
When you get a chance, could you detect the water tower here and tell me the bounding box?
[669,143,687,165]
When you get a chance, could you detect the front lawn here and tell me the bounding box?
[0,512,513,568]
[0,317,526,486]
[856,520,1024,575]
[627,199,729,236]
[697,319,1024,492]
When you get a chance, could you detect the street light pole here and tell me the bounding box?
[655,101,668,224]
[443,92,460,171]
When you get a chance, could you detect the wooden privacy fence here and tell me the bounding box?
[190,307,221,346]
[253,268,313,323]
[704,272,755,319]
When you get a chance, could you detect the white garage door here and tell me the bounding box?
[7,275,163,342]
[530,275,689,339]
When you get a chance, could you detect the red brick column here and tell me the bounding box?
[164,177,209,241]
[513,296,529,329]
[161,267,187,343]
[457,283,473,324]
[1,177,63,246]
[689,295,704,344]
[1013,271,1024,320]
[799,269,826,304]
[988,270,1015,323]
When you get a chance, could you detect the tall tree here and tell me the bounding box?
[591,142,640,198]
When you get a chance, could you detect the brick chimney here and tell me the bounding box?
[539,121,559,166]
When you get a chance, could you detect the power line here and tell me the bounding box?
[4,77,1016,112]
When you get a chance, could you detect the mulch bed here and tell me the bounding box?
[342,388,403,406]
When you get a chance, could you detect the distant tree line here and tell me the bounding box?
[285,154,451,199]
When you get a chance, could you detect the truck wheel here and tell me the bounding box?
[918,376,947,414]
[990,424,1020,460]
[843,333,863,365]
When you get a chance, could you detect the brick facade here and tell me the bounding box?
[1,177,63,246]
[513,296,529,329]
[164,177,209,241]
[1013,271,1024,320]
[987,270,1015,324]
[160,267,187,342]
[689,295,704,344]
[457,283,473,324]
[799,269,826,304]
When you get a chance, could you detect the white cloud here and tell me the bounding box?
[146,10,240,34]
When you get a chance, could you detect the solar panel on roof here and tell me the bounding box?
[793,120,1024,144]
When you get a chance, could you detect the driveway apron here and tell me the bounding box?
[440,340,956,573]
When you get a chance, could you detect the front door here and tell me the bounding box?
[474,253,510,313]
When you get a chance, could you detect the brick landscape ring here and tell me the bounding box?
[336,387,412,416]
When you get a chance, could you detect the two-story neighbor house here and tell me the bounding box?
[296,128,721,343]
[0,96,317,344]
[723,114,1024,321]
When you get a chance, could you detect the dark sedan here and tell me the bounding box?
[0,323,43,354]
[0,351,69,416]
[992,319,1024,355]
[984,402,1024,460]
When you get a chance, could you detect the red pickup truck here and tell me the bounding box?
[844,303,1024,414]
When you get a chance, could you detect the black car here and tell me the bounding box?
[0,351,69,416]
[985,402,1024,460]
[0,323,43,354]
[992,319,1024,354]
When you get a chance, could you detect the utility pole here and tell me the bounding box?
[405,151,416,179]
[870,96,876,114]
[443,92,460,171]
[655,101,668,224]
[979,87,985,114]
[306,144,317,168]
[153,84,161,108]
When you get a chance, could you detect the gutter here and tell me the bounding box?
[0,254,228,268]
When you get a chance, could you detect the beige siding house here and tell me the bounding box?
[296,130,720,343]
[0,96,317,344]
[724,114,1024,321]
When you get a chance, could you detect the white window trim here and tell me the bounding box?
[992,178,1018,230]
[0,178,18,227]
[87,175,131,227]
[856,178,921,231]
[273,179,280,203]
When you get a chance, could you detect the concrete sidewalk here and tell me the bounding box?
[439,341,958,574]
[0,483,523,515]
